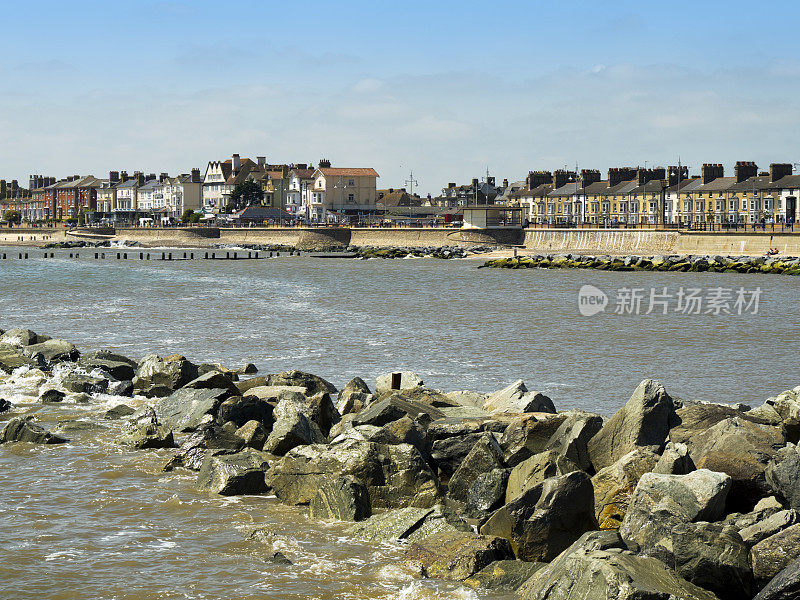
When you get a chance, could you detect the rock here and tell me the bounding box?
[121,421,175,450]
[266,551,292,565]
[22,339,79,364]
[61,372,109,395]
[500,413,568,467]
[680,416,786,511]
[751,523,800,582]
[465,468,509,518]
[352,396,445,427]
[361,416,429,458]
[346,504,468,542]
[445,390,488,408]
[216,396,274,430]
[753,557,800,600]
[0,343,43,373]
[620,469,732,550]
[591,448,659,530]
[634,520,753,600]
[132,353,199,397]
[766,388,800,442]
[1,416,68,444]
[78,350,138,380]
[430,432,487,479]
[0,328,45,346]
[0,398,12,413]
[375,371,423,395]
[164,424,245,471]
[505,450,580,503]
[104,404,135,419]
[235,420,269,450]
[447,432,505,503]
[517,547,720,600]
[670,402,764,446]
[480,471,596,562]
[336,391,373,416]
[588,379,678,471]
[305,392,340,436]
[428,415,509,441]
[337,377,370,402]
[39,388,66,403]
[267,440,439,508]
[182,370,240,396]
[196,448,271,495]
[153,387,230,432]
[260,370,337,396]
[263,412,325,456]
[740,509,800,545]
[544,410,603,472]
[482,380,555,414]
[654,441,694,474]
[463,559,545,591]
[308,475,371,521]
[766,448,800,510]
[403,531,515,581]
[239,363,258,375]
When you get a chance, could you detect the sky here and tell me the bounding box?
[1,0,799,195]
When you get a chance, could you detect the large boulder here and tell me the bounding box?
[78,350,137,381]
[61,372,109,395]
[751,523,800,583]
[620,469,732,550]
[266,439,440,508]
[182,371,239,396]
[375,371,423,395]
[591,448,659,530]
[216,395,274,430]
[500,413,568,467]
[163,424,245,471]
[263,412,325,456]
[1,416,68,444]
[446,432,505,503]
[678,415,786,511]
[0,343,43,373]
[765,387,800,442]
[505,449,580,503]
[403,531,514,581]
[196,448,271,495]
[336,377,373,415]
[430,432,488,479]
[259,370,336,396]
[22,339,79,364]
[543,410,603,472]
[517,546,720,600]
[308,475,371,521]
[153,387,230,432]
[766,447,800,510]
[132,354,199,397]
[235,420,269,450]
[352,396,445,428]
[0,328,46,346]
[480,471,596,562]
[121,410,175,450]
[482,380,556,414]
[346,504,469,542]
[465,468,509,519]
[272,391,339,437]
[739,509,800,546]
[753,556,800,600]
[463,560,544,592]
[588,379,678,471]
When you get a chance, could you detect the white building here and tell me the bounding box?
[310,165,379,223]
[202,153,266,212]
[287,167,316,221]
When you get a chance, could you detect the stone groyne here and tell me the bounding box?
[2,325,800,599]
[482,253,800,275]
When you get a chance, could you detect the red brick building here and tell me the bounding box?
[54,175,101,219]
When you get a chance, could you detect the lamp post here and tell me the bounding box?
[333,175,351,225]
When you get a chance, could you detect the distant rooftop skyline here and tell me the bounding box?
[2,0,799,195]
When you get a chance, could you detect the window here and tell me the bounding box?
[348,193,354,203]
[348,179,354,186]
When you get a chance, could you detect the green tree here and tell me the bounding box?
[3,209,21,224]
[228,180,264,211]
[181,209,194,223]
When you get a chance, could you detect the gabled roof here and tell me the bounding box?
[665,177,701,193]
[692,176,735,193]
[770,174,800,190]
[317,167,379,178]
[289,168,315,179]
[226,159,266,185]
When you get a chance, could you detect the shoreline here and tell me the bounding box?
[2,326,800,598]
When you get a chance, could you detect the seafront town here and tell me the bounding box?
[2,154,800,229]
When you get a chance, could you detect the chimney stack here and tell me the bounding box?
[735,161,758,183]
[581,169,601,187]
[257,156,266,168]
[554,169,576,188]
[608,167,636,188]
[318,158,331,169]
[502,178,509,188]
[232,153,241,171]
[526,171,553,188]
[0,180,6,198]
[191,168,201,183]
[770,163,793,183]
[701,164,724,185]
[668,165,688,187]
[159,172,168,182]
[109,171,119,183]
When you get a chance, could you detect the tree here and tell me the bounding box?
[228,180,263,211]
[181,209,194,223]
[3,209,21,224]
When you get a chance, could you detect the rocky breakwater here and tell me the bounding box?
[482,253,800,275]
[350,245,496,259]
[3,328,800,599]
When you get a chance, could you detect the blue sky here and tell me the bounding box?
[2,0,799,194]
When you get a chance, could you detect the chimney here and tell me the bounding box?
[668,165,688,187]
[502,178,509,187]
[447,182,456,188]
[735,161,758,183]
[526,171,553,188]
[29,175,36,190]
[319,158,331,169]
[472,178,479,188]
[608,167,636,188]
[232,153,241,171]
[581,169,601,187]
[109,171,119,183]
[487,176,495,187]
[554,170,573,188]
[389,188,394,193]
[191,168,201,183]
[257,156,266,168]
[770,163,793,183]
[701,164,724,185]
[137,173,145,186]
[120,171,129,182]
[0,180,6,198]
